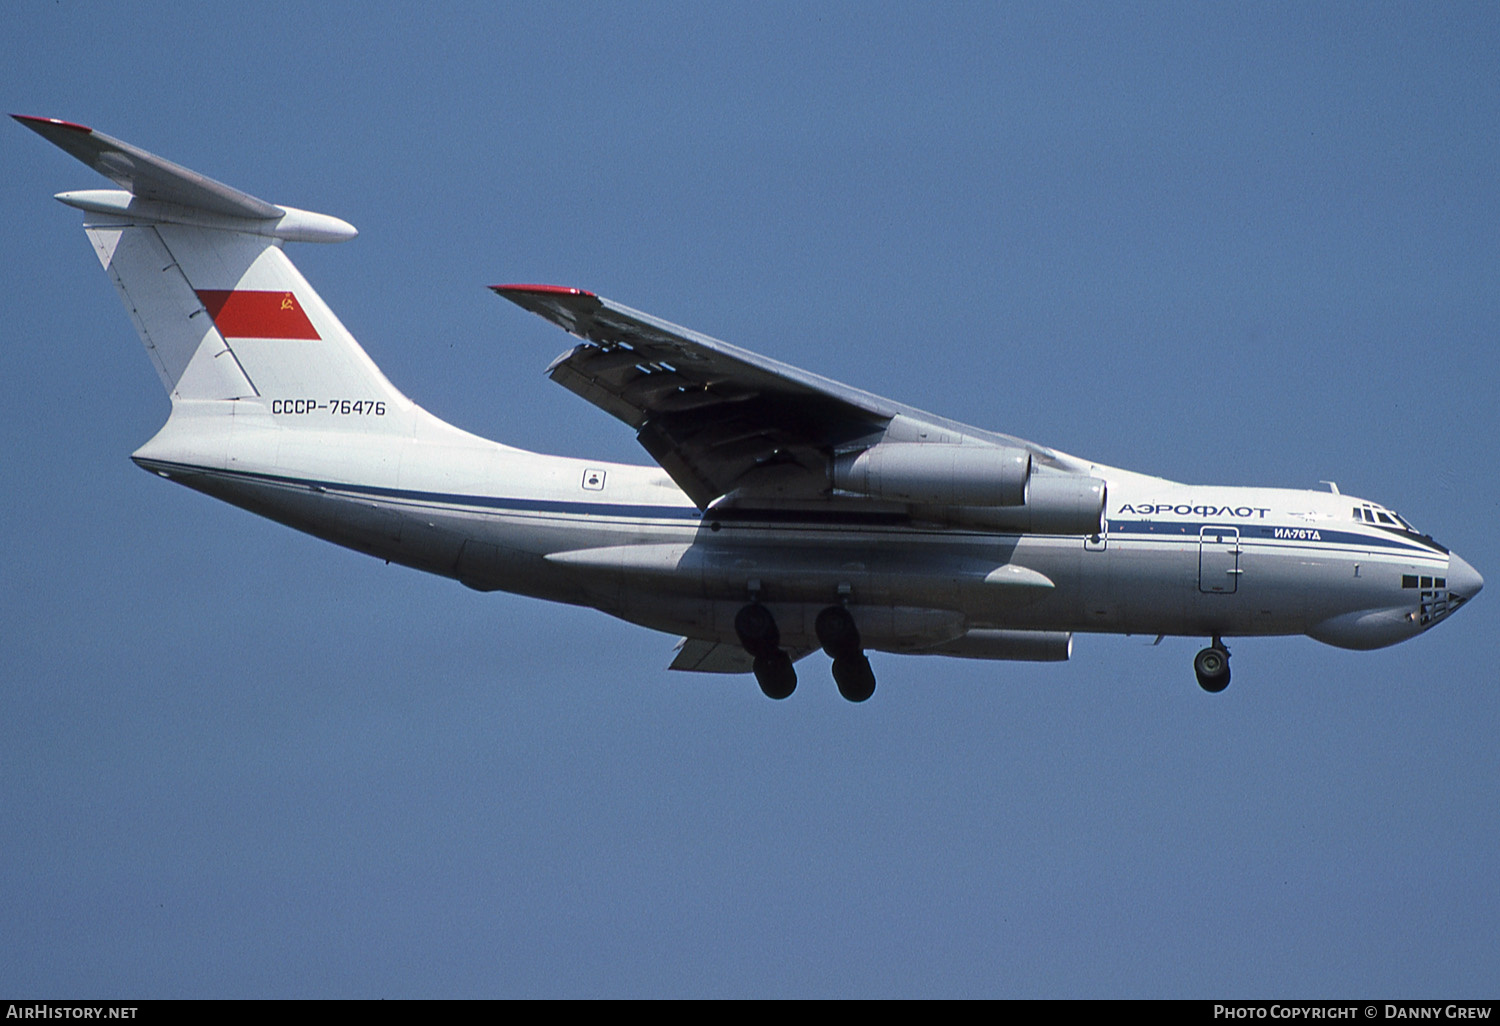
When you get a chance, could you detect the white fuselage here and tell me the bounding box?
[19,112,1478,693]
[131,400,1476,659]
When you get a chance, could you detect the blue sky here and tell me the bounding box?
[2,2,1496,998]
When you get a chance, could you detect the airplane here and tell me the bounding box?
[17,114,1483,702]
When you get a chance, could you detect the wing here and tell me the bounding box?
[494,284,900,507]
[494,285,1074,511]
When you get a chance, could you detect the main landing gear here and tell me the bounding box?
[816,605,876,703]
[1194,637,1231,693]
[734,602,878,702]
[735,602,797,699]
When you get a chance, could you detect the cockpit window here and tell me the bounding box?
[1356,504,1424,536]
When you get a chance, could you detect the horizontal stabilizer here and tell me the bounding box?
[14,115,355,242]
[15,115,281,218]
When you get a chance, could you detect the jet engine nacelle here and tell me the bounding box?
[833,443,1031,507]
[934,474,1108,536]
[833,444,1106,536]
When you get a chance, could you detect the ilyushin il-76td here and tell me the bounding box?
[18,115,1482,702]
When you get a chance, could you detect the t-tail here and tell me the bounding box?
[15,115,422,469]
[19,115,593,592]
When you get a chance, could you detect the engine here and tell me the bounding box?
[832,443,1106,535]
[833,443,1030,507]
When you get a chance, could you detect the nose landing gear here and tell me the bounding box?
[1194,637,1231,693]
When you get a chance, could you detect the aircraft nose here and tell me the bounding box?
[1447,552,1484,600]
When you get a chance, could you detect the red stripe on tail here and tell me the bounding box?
[197,290,320,340]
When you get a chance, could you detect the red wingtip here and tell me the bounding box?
[12,114,93,133]
[491,283,596,298]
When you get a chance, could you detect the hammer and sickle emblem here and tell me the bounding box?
[281,293,295,311]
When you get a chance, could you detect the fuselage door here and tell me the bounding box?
[1198,526,1241,594]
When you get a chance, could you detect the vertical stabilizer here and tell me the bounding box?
[18,114,409,419]
[84,222,259,400]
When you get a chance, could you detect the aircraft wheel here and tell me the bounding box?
[815,605,862,659]
[735,602,781,660]
[1194,646,1231,693]
[832,654,876,703]
[754,652,797,700]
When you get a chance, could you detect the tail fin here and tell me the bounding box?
[16,115,407,412]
